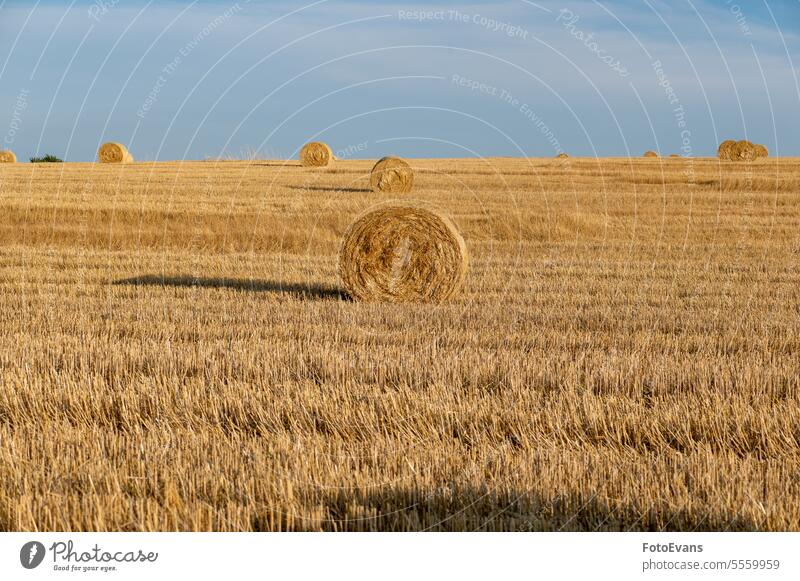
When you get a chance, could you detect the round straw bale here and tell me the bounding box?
[98,142,133,164]
[718,140,737,160]
[732,140,758,161]
[670,154,681,158]
[339,203,468,303]
[754,144,769,159]
[0,150,17,163]
[556,153,569,159]
[370,156,414,194]
[300,142,333,167]
[643,150,659,158]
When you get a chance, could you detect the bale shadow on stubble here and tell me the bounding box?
[248,161,300,167]
[262,488,766,532]
[285,185,372,193]
[113,275,348,301]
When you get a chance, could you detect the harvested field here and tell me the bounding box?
[0,156,799,531]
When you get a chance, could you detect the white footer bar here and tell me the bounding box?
[1,533,797,580]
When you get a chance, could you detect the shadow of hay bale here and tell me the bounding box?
[276,487,766,532]
[113,275,347,301]
[247,486,766,532]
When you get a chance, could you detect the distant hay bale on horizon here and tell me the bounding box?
[339,203,468,304]
[718,139,768,161]
[732,140,758,161]
[670,154,681,158]
[643,151,659,158]
[556,153,569,159]
[98,142,133,164]
[0,150,17,163]
[300,142,333,167]
[370,157,414,194]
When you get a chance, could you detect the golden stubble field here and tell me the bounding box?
[0,156,798,531]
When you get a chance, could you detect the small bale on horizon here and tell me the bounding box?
[0,150,18,163]
[717,140,737,160]
[300,142,333,167]
[732,140,758,161]
[98,142,134,164]
[643,151,659,158]
[370,157,414,194]
[718,139,768,161]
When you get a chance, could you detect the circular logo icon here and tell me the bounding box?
[20,541,46,569]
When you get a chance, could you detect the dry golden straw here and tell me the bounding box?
[300,142,333,167]
[339,203,468,304]
[754,144,769,159]
[98,142,134,164]
[370,156,415,194]
[0,150,17,163]
[2,157,800,531]
[643,151,659,158]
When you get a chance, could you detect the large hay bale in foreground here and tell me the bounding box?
[98,142,133,164]
[0,150,17,163]
[643,151,659,158]
[339,203,468,303]
[300,142,333,167]
[370,156,414,194]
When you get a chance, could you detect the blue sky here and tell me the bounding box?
[1,0,799,160]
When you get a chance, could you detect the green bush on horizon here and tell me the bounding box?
[30,154,63,163]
